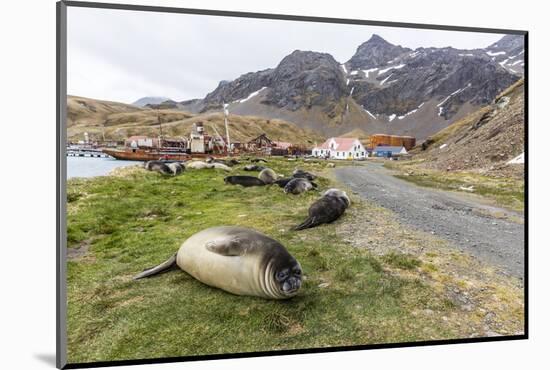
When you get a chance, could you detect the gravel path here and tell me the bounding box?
[334,162,525,278]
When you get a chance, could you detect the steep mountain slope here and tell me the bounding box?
[485,34,525,75]
[175,34,523,140]
[411,79,524,178]
[67,95,321,145]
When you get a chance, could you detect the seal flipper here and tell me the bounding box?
[206,237,247,256]
[293,216,320,231]
[133,253,177,280]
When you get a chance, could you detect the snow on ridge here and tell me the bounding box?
[418,102,425,108]
[379,64,406,75]
[388,114,396,122]
[438,107,444,116]
[341,64,348,74]
[511,60,523,66]
[350,70,359,75]
[437,84,471,107]
[499,60,508,67]
[363,108,376,119]
[380,73,393,85]
[346,78,350,86]
[349,86,355,97]
[398,108,418,119]
[238,87,267,103]
[363,67,378,76]
[439,143,447,149]
[458,53,474,57]
[486,51,506,56]
[409,51,420,58]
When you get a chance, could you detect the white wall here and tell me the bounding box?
[2,1,546,370]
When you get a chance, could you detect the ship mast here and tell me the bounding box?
[223,103,231,154]
[157,108,163,149]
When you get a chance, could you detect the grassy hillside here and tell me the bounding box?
[67,95,323,146]
[411,79,525,177]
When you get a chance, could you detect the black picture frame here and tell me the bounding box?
[56,1,528,368]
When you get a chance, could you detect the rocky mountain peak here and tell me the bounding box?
[487,34,524,51]
[347,35,411,70]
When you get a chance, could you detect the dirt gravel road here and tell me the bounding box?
[334,162,525,278]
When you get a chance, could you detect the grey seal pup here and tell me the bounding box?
[258,168,278,184]
[292,169,316,181]
[166,162,185,176]
[293,189,350,230]
[224,176,266,187]
[284,178,317,195]
[134,226,302,299]
[244,164,266,171]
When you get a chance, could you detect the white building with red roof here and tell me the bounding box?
[312,137,367,159]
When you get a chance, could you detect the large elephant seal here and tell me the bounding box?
[284,178,317,194]
[224,176,266,187]
[293,188,350,230]
[258,168,278,184]
[134,226,302,299]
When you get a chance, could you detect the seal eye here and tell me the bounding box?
[276,271,287,281]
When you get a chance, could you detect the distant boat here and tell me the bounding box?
[102,148,191,162]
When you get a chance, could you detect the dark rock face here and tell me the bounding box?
[265,51,347,111]
[201,69,274,111]
[199,50,347,115]
[347,34,411,70]
[351,46,520,118]
[484,34,525,75]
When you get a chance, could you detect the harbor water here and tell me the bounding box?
[67,156,138,179]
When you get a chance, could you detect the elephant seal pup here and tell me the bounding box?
[293,188,350,230]
[224,176,266,187]
[185,161,211,170]
[166,162,185,176]
[144,160,165,171]
[244,164,266,171]
[292,169,316,181]
[284,178,317,195]
[211,163,232,171]
[274,178,293,188]
[144,160,172,175]
[134,226,302,299]
[258,168,277,184]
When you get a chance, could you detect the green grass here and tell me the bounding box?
[385,162,524,212]
[382,252,422,270]
[66,158,464,363]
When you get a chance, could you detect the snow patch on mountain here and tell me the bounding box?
[237,87,267,103]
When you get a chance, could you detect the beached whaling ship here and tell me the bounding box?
[102,108,231,161]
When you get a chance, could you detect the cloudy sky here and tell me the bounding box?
[67,7,506,104]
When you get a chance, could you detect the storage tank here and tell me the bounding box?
[401,136,416,150]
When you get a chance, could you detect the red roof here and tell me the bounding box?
[273,141,292,149]
[316,137,359,151]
